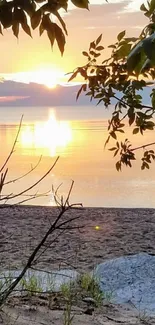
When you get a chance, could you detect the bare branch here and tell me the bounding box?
[0,116,23,173]
[0,156,59,203]
[4,155,42,186]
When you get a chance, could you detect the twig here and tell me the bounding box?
[0,116,23,173]
[4,155,42,186]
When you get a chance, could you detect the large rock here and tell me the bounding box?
[94,253,155,315]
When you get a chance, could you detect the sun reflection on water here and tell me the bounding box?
[19,111,72,156]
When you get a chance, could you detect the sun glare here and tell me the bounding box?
[19,111,72,156]
[30,68,64,88]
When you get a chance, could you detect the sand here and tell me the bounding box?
[1,205,155,324]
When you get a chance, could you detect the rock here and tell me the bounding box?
[93,253,155,316]
[83,307,94,315]
[82,297,96,305]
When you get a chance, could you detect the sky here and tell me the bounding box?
[0,0,149,86]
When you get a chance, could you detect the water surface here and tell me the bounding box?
[0,106,155,208]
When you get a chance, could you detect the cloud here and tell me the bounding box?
[68,0,147,13]
[0,96,29,103]
[0,80,93,106]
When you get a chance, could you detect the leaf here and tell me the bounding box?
[151,90,155,109]
[129,113,135,126]
[68,70,78,82]
[114,149,119,157]
[150,0,155,13]
[53,23,65,55]
[31,9,41,30]
[110,131,117,139]
[0,6,12,28]
[39,21,44,36]
[117,129,124,133]
[76,84,86,100]
[12,21,19,38]
[23,0,36,17]
[144,162,149,169]
[71,0,89,9]
[109,147,117,151]
[117,30,126,42]
[14,8,27,25]
[143,33,155,64]
[133,128,139,134]
[53,10,68,35]
[96,46,104,51]
[82,51,89,57]
[21,22,32,37]
[140,3,147,11]
[0,23,3,35]
[89,41,95,49]
[96,34,102,45]
[140,58,152,72]
[127,40,143,72]
[116,161,121,172]
[47,28,55,49]
[108,44,116,49]
[116,43,131,59]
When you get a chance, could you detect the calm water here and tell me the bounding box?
[0,105,155,208]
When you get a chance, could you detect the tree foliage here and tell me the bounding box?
[0,0,89,55]
[70,0,155,171]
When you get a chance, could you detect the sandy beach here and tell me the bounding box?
[1,205,155,324]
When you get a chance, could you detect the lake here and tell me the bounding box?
[0,105,155,208]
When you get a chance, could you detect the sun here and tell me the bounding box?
[30,68,64,88]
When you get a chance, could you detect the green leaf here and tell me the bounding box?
[140,58,152,72]
[151,90,155,109]
[71,0,89,9]
[143,33,155,64]
[127,40,143,72]
[116,43,131,59]
[140,3,147,11]
[150,0,155,13]
[117,30,126,42]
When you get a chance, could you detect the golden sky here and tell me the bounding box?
[0,0,148,84]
